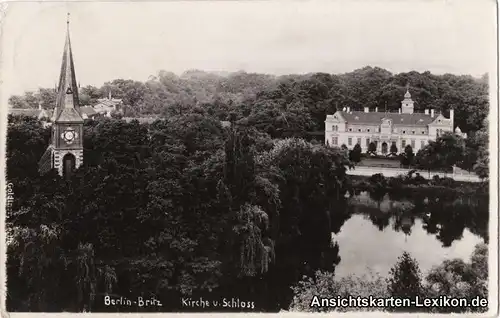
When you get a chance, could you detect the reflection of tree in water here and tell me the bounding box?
[368,212,391,231]
[421,197,487,247]
[350,193,488,247]
[392,213,415,237]
[330,198,353,234]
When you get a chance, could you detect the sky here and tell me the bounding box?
[0,0,497,99]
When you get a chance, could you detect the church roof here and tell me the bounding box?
[38,145,54,175]
[339,111,434,126]
[57,108,85,122]
[80,106,98,116]
[52,18,83,123]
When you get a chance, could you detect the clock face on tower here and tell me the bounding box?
[61,127,79,145]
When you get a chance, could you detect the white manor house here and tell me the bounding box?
[324,89,466,155]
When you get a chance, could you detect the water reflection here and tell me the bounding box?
[333,192,488,278]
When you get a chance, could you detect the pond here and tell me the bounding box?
[333,192,487,278]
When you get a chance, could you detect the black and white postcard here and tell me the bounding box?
[0,0,498,316]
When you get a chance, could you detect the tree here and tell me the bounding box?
[8,95,28,108]
[386,252,424,312]
[291,270,388,312]
[389,143,398,154]
[400,145,414,167]
[349,143,362,163]
[472,122,488,179]
[368,142,376,154]
[437,132,466,171]
[425,244,488,313]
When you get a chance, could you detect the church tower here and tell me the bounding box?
[39,15,84,179]
[401,84,415,114]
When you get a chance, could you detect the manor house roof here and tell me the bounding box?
[339,111,435,126]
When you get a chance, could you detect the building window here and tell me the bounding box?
[402,140,406,148]
[332,137,338,145]
[367,128,370,132]
[422,131,425,134]
[358,129,361,132]
[421,140,425,148]
[366,138,370,147]
[349,128,352,132]
[332,125,338,132]
[411,139,415,148]
[357,137,361,145]
[348,138,352,146]
[412,130,415,134]
[403,130,406,134]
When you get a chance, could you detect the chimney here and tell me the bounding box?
[424,109,429,115]
[375,107,378,112]
[431,109,435,118]
[364,107,369,113]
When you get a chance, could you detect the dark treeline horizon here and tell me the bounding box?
[9,66,489,134]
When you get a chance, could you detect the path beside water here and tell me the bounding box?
[346,166,482,182]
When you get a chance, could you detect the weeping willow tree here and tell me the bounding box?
[7,224,64,311]
[7,224,117,312]
[75,243,118,312]
[221,128,279,278]
[233,204,275,277]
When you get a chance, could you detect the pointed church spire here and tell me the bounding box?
[52,13,83,123]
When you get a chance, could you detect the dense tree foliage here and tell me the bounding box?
[415,132,471,175]
[6,66,490,312]
[291,244,487,313]
[10,67,488,134]
[349,144,362,163]
[6,114,353,312]
[386,252,424,311]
